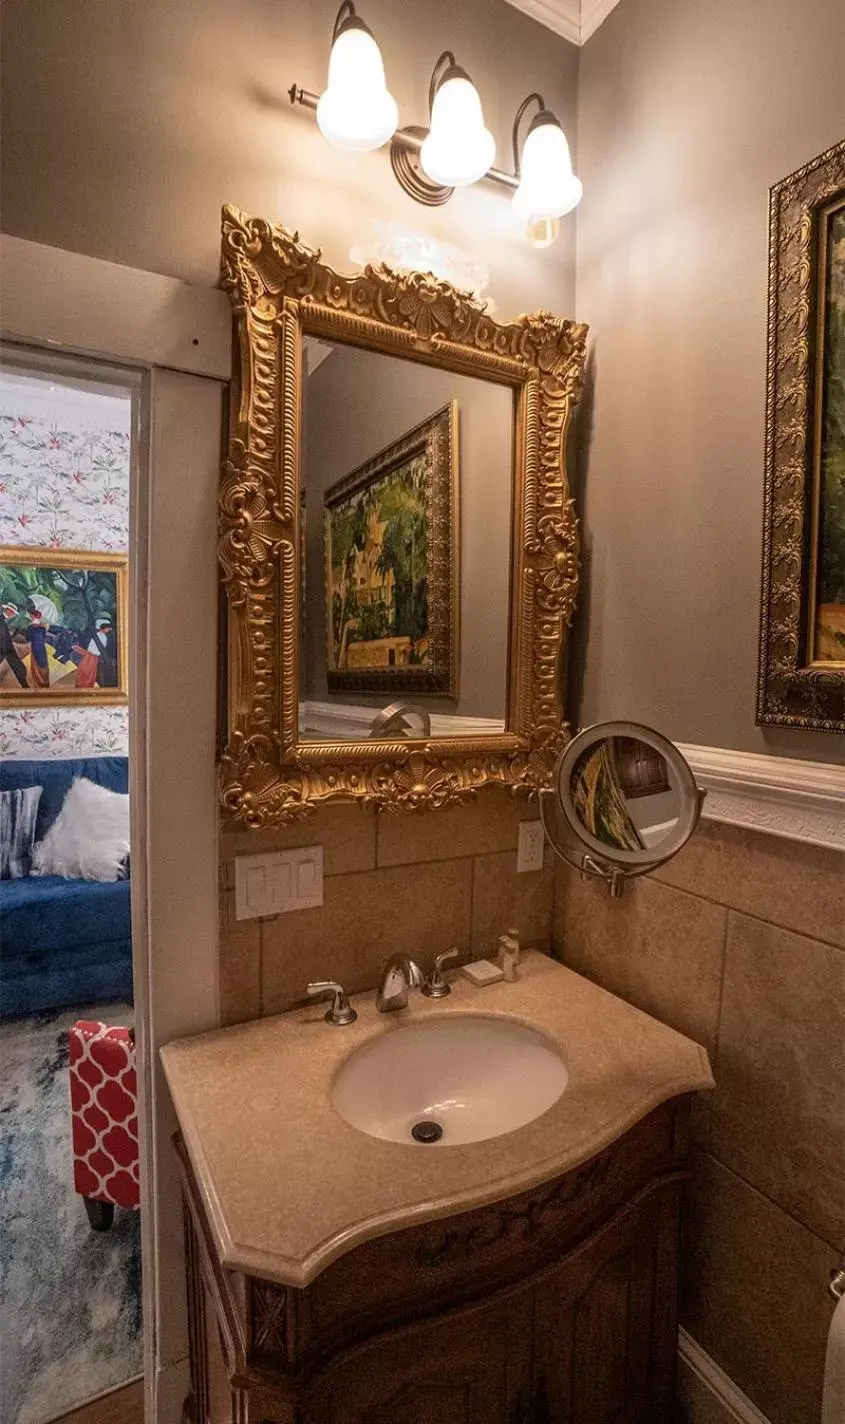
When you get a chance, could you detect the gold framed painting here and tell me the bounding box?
[324,402,458,697]
[757,137,845,732]
[0,547,129,706]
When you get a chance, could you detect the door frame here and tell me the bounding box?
[1,232,231,1424]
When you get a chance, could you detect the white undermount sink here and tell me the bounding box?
[331,1015,569,1146]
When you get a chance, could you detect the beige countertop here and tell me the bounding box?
[161,951,713,1288]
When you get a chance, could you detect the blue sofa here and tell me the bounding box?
[0,757,132,1018]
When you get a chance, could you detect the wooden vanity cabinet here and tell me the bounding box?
[177,1096,692,1424]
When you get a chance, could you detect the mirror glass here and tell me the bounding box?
[299,337,513,741]
[551,721,701,870]
[567,735,681,853]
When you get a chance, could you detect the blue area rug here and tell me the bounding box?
[0,1005,142,1423]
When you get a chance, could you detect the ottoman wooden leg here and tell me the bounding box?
[84,1197,115,1232]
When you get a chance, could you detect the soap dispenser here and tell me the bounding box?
[498,927,521,982]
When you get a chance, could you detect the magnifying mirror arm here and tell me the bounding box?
[537,785,707,898]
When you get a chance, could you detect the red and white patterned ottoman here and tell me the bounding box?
[68,1021,140,1231]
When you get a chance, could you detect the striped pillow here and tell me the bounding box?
[0,786,43,879]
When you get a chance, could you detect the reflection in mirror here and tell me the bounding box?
[299,338,513,741]
[540,722,705,896]
[369,702,432,739]
[568,736,681,853]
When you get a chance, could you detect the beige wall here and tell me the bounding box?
[304,344,514,717]
[553,825,845,1424]
[572,0,845,761]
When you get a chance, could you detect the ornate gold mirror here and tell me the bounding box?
[218,205,587,826]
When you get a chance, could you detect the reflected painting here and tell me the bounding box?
[813,200,845,663]
[324,404,458,696]
[0,548,128,704]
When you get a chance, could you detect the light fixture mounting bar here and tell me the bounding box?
[288,86,519,195]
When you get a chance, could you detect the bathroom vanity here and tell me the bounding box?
[162,952,713,1423]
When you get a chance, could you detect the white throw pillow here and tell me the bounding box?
[32,777,130,883]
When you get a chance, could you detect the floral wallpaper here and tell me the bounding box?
[0,387,131,759]
[0,706,129,760]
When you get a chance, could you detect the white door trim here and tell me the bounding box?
[1,234,230,380]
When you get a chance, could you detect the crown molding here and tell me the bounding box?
[579,0,624,40]
[678,744,845,852]
[502,0,624,45]
[503,0,582,46]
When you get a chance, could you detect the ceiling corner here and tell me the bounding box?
[502,0,624,46]
[503,0,582,47]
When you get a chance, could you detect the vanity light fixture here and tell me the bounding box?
[315,1,398,153]
[289,32,582,244]
[512,93,582,248]
[419,52,496,189]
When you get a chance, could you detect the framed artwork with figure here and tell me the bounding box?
[757,136,845,732]
[0,547,128,705]
[323,402,459,697]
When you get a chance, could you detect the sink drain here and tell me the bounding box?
[410,1119,443,1144]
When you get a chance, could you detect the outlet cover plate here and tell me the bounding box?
[517,820,545,873]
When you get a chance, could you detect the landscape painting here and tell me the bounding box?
[324,404,457,696]
[812,199,845,663]
[0,548,128,704]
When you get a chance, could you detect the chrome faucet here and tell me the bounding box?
[376,954,425,1013]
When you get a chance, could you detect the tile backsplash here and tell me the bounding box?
[219,788,554,1024]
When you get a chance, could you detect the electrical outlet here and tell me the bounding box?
[517,820,545,873]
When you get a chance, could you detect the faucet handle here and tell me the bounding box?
[306,981,357,1026]
[422,947,458,999]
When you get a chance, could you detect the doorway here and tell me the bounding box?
[0,353,145,1423]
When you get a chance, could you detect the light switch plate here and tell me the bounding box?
[517,820,545,873]
[234,846,323,919]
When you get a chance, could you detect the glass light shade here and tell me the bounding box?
[512,117,582,221]
[420,73,496,187]
[316,22,398,152]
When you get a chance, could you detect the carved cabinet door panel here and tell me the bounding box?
[302,1285,534,1424]
[531,1180,682,1424]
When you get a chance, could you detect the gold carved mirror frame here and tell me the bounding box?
[218,205,588,827]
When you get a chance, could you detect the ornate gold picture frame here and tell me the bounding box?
[0,546,128,706]
[757,137,845,733]
[218,205,587,826]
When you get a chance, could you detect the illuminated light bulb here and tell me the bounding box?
[526,216,561,249]
[420,67,496,188]
[513,112,582,227]
[316,15,398,153]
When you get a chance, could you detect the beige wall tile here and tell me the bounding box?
[682,1152,839,1424]
[220,804,377,890]
[261,858,473,1016]
[376,786,540,867]
[553,864,727,1054]
[219,893,261,1027]
[711,913,845,1249]
[471,850,554,960]
[652,821,844,949]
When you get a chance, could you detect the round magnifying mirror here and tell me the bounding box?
[541,722,704,893]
